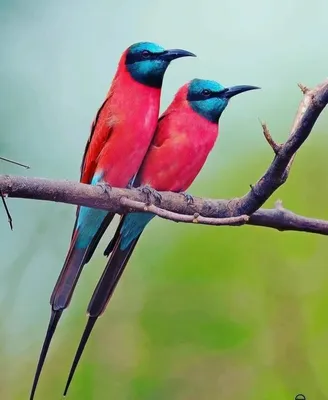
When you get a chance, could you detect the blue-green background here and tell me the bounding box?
[1,1,328,399]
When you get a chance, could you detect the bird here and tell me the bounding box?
[63,78,260,395]
[29,41,195,400]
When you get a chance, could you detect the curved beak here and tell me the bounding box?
[223,85,260,99]
[160,49,196,61]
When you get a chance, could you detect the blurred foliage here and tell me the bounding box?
[1,0,328,399]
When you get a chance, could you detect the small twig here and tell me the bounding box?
[274,199,284,210]
[235,79,328,216]
[1,192,13,230]
[0,156,30,229]
[259,120,281,154]
[120,197,249,226]
[0,156,30,169]
[298,83,309,94]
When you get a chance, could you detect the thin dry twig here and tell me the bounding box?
[298,83,309,94]
[259,120,281,154]
[234,79,328,216]
[0,192,13,230]
[120,197,249,226]
[0,156,30,229]
[0,156,30,169]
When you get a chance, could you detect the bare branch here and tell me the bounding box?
[234,79,328,216]
[0,174,328,235]
[120,197,249,226]
[298,83,309,94]
[259,120,281,154]
[0,78,327,236]
[248,206,328,236]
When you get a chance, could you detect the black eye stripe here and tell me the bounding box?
[187,88,228,102]
[187,91,214,101]
[125,50,165,65]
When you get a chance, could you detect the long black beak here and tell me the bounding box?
[223,85,260,99]
[161,49,196,61]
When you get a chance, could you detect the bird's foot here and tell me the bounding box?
[180,191,194,205]
[97,182,112,195]
[138,185,162,205]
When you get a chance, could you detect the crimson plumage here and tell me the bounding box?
[62,78,260,394]
[29,41,195,400]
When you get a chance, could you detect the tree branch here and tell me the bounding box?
[234,79,328,215]
[0,174,328,235]
[120,197,250,226]
[248,200,328,235]
[0,79,327,235]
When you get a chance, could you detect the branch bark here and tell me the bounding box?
[1,174,328,235]
[235,79,328,216]
[1,79,327,235]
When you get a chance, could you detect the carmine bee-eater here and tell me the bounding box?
[30,42,195,400]
[63,78,260,394]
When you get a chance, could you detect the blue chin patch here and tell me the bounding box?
[126,59,168,88]
[187,79,228,123]
[125,42,168,87]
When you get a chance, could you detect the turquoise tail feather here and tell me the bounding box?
[51,172,112,310]
[119,212,155,250]
[75,206,109,249]
[94,211,156,314]
[61,212,155,396]
[30,175,115,400]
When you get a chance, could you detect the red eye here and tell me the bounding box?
[201,89,211,96]
[142,50,151,58]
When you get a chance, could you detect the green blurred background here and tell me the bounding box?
[1,0,328,399]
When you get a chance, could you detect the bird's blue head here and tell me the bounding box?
[187,79,260,123]
[125,42,196,88]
